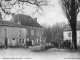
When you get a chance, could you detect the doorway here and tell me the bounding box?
[4,38,8,47]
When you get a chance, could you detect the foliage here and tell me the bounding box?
[51,23,66,42]
[42,23,66,43]
[60,0,80,49]
[0,0,50,19]
[43,25,52,43]
[60,0,80,22]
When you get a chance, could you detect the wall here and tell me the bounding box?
[0,26,26,46]
[63,31,72,41]
[63,30,80,46]
[26,26,44,45]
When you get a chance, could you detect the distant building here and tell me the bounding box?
[63,21,80,46]
[11,14,45,45]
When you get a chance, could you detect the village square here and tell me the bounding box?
[0,0,80,60]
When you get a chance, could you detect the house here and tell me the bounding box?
[11,14,45,45]
[0,19,26,47]
[63,21,80,46]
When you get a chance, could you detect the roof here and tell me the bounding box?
[13,14,43,28]
[0,20,26,28]
[64,21,80,31]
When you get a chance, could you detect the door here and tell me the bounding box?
[4,38,8,47]
[32,40,34,45]
[78,38,80,46]
[12,39,16,46]
[4,29,8,47]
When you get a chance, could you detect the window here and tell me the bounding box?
[37,30,40,36]
[32,40,34,45]
[19,39,21,43]
[22,39,24,43]
[18,39,19,43]
[19,30,21,37]
[42,28,43,35]
[26,30,28,35]
[31,30,34,36]
[39,31,41,36]
[37,38,39,43]
[27,38,29,41]
[42,31,43,35]
[40,38,42,42]
[4,29,7,37]
[68,32,72,37]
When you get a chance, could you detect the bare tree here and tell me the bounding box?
[51,23,66,42]
[0,0,50,19]
[42,24,52,43]
[60,0,80,50]
[42,23,66,43]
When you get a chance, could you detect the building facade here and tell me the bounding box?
[11,14,45,46]
[0,20,26,47]
[63,22,80,46]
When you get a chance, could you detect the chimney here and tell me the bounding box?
[34,18,37,22]
[11,13,15,22]
[11,13,21,25]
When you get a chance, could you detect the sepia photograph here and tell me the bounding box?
[0,0,80,60]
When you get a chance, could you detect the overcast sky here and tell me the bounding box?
[37,0,68,26]
[2,0,70,26]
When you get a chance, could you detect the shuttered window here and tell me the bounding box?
[19,30,21,37]
[31,30,34,36]
[68,32,72,37]
[37,30,40,36]
[4,29,7,37]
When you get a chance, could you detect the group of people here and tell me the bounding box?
[51,40,71,49]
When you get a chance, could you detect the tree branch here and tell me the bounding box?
[0,0,49,19]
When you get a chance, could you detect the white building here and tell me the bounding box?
[63,22,80,46]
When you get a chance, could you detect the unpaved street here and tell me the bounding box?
[0,48,80,60]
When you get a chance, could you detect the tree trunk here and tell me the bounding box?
[70,0,77,50]
[71,23,77,50]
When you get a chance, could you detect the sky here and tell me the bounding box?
[1,0,69,26]
[37,0,68,26]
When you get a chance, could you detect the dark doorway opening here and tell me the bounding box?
[4,38,8,48]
